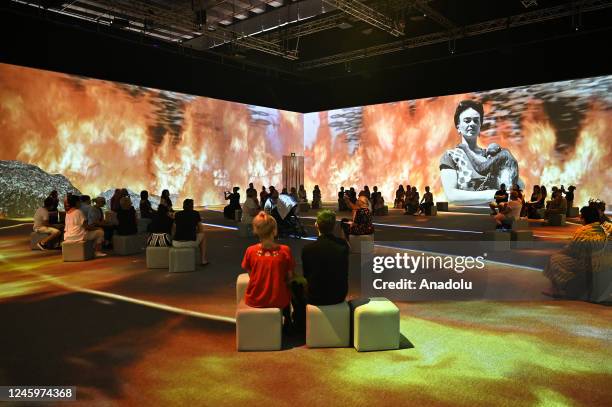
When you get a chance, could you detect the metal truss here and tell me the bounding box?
[298,0,612,69]
[322,0,405,37]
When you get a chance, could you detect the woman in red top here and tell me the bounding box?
[242,212,295,310]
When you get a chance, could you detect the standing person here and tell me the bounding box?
[139,190,156,219]
[489,184,509,215]
[418,186,434,215]
[260,186,269,208]
[63,194,105,257]
[298,185,308,203]
[312,185,322,209]
[223,187,241,220]
[173,199,208,265]
[565,186,576,216]
[242,212,296,331]
[33,197,63,250]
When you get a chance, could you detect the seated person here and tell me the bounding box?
[298,185,308,203]
[418,186,434,215]
[493,191,522,230]
[302,210,349,306]
[159,189,174,212]
[340,193,374,240]
[590,199,611,237]
[564,185,576,216]
[543,206,608,298]
[489,184,509,215]
[242,212,295,329]
[404,187,420,215]
[242,189,260,224]
[312,185,322,209]
[147,204,174,247]
[116,196,137,236]
[47,190,60,224]
[63,194,105,257]
[139,190,156,219]
[223,187,241,220]
[507,190,523,220]
[80,195,92,219]
[394,185,405,209]
[544,190,568,219]
[173,199,208,265]
[337,187,347,211]
[88,197,114,248]
[372,186,385,215]
[290,187,299,202]
[33,197,63,250]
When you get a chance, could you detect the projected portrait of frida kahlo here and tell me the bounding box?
[439,100,520,206]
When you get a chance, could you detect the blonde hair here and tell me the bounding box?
[252,211,277,239]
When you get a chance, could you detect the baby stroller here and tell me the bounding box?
[265,194,307,239]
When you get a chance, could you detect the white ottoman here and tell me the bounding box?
[511,218,529,231]
[306,302,350,348]
[567,207,579,218]
[236,273,250,305]
[349,234,374,254]
[547,213,566,226]
[137,218,152,233]
[427,206,437,216]
[30,232,48,249]
[113,234,144,255]
[351,298,400,352]
[146,246,169,269]
[482,230,511,251]
[62,240,95,262]
[236,300,282,351]
[436,202,449,212]
[237,222,253,237]
[169,247,196,273]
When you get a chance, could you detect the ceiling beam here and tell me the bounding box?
[322,0,404,37]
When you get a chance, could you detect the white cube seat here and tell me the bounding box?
[169,247,196,273]
[351,298,400,352]
[113,234,144,255]
[62,240,95,262]
[235,300,282,351]
[349,234,374,254]
[146,246,169,269]
[306,302,350,348]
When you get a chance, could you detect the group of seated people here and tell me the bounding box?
[392,184,435,215]
[242,210,350,334]
[543,200,611,299]
[33,188,208,265]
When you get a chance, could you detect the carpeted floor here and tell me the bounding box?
[0,208,610,406]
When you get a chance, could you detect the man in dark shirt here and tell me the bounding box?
[172,199,208,265]
[489,183,509,215]
[302,210,350,305]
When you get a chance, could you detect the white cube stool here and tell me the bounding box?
[236,273,250,305]
[349,234,374,254]
[236,300,282,351]
[482,230,511,251]
[113,234,144,255]
[511,218,529,231]
[547,213,566,226]
[137,218,152,233]
[436,202,449,212]
[146,246,169,269]
[237,222,253,237]
[30,232,48,249]
[169,247,196,273]
[306,302,350,348]
[62,240,95,262]
[567,207,579,218]
[351,298,400,352]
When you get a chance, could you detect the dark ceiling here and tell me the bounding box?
[1,0,612,112]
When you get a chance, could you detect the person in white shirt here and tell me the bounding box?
[242,189,260,224]
[64,194,106,256]
[494,191,522,229]
[33,197,63,250]
[507,191,523,220]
